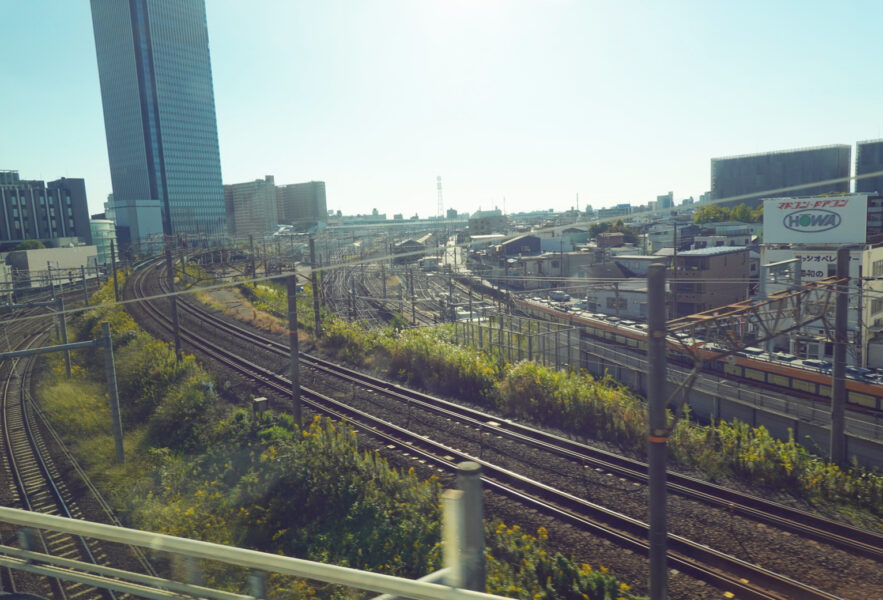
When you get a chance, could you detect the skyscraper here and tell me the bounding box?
[856,139,883,195]
[90,0,225,247]
[710,145,851,207]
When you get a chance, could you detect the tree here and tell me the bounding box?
[13,240,45,251]
[693,205,729,224]
[589,219,638,244]
[729,203,751,223]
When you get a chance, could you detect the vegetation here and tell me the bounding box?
[35,275,647,599]
[693,202,762,224]
[588,219,638,244]
[312,314,883,519]
[12,239,46,251]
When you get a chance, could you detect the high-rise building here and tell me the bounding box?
[656,191,674,210]
[0,171,92,250]
[90,0,225,247]
[856,139,883,195]
[276,181,327,226]
[224,176,278,237]
[710,145,851,207]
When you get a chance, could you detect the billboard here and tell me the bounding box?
[763,195,867,244]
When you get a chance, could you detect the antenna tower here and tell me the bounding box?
[437,176,443,219]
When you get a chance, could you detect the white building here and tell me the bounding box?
[6,246,98,290]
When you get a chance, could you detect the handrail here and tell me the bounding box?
[0,465,500,600]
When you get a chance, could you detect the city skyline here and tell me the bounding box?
[3,1,883,219]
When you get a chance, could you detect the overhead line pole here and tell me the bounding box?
[647,263,668,600]
[830,246,849,465]
[287,274,302,427]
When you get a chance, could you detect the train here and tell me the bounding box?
[457,273,883,413]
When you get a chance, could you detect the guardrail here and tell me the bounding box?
[0,463,499,600]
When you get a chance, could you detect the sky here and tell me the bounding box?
[2,0,883,219]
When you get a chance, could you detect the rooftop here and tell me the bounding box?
[677,246,749,257]
[711,144,851,162]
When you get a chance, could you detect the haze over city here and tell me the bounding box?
[3,0,883,217]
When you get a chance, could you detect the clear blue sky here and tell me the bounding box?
[2,0,882,218]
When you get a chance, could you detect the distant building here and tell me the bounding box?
[277,181,327,226]
[596,204,631,220]
[656,192,674,210]
[711,145,850,207]
[468,209,507,235]
[225,176,278,237]
[6,246,98,291]
[91,0,226,244]
[673,247,750,317]
[446,208,458,219]
[856,139,883,195]
[613,255,669,277]
[0,171,92,250]
[499,234,541,257]
[596,232,625,248]
[90,219,118,265]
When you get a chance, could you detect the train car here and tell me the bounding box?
[515,296,883,413]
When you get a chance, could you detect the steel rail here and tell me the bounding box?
[164,263,883,561]
[131,262,841,600]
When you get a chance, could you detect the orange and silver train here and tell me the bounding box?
[516,298,883,414]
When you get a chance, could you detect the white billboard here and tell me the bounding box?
[763,195,867,244]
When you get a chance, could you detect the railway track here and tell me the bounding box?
[129,260,865,600]
[159,262,883,561]
[0,287,156,600]
[1,334,111,600]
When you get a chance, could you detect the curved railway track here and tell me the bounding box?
[2,333,111,600]
[127,260,872,600]
[160,262,883,560]
[0,285,156,600]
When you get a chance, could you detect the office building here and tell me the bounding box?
[224,176,278,237]
[656,192,674,210]
[90,219,118,265]
[711,145,851,207]
[90,0,226,246]
[0,171,92,250]
[276,181,327,227]
[856,139,883,195]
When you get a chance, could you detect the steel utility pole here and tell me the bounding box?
[830,246,849,465]
[164,245,182,362]
[309,237,321,339]
[647,263,668,600]
[58,296,71,378]
[81,265,88,306]
[110,240,119,303]
[249,235,256,285]
[102,322,125,464]
[287,274,302,427]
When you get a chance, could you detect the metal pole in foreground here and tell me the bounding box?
[286,274,302,427]
[309,237,321,339]
[81,265,88,306]
[110,240,120,303]
[101,322,125,464]
[830,246,849,465]
[456,461,485,592]
[647,263,668,600]
[57,296,71,378]
[164,245,182,362]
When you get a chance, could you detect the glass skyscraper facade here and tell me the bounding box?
[710,145,851,207]
[90,0,225,245]
[856,140,883,195]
